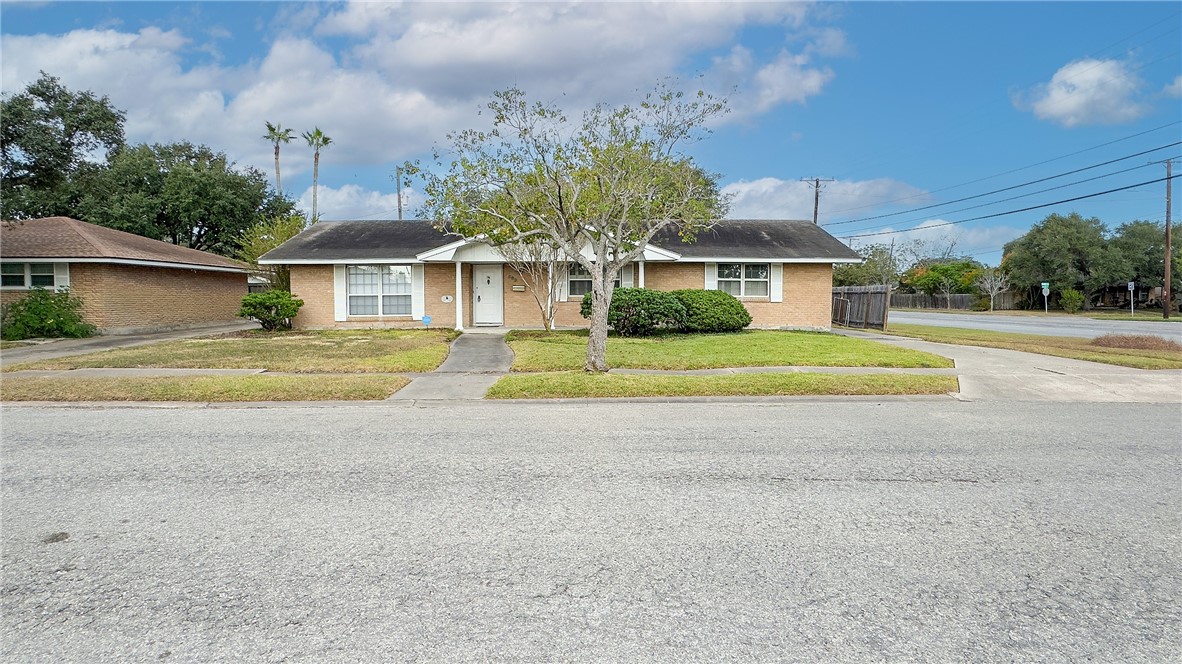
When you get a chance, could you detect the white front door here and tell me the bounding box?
[472,265,504,326]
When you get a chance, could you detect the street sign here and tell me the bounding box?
[1041,287,1050,297]
[1041,281,1050,289]
[1128,281,1135,291]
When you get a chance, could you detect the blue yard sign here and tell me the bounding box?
[422,315,432,328]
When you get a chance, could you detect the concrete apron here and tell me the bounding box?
[839,330,1182,403]
[388,331,514,401]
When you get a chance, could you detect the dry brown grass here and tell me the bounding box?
[1091,334,1182,352]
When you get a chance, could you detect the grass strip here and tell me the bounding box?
[507,330,952,372]
[0,374,410,402]
[486,371,958,399]
[886,323,1182,370]
[3,329,459,374]
[892,308,1180,323]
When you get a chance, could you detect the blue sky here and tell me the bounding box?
[2,1,1179,265]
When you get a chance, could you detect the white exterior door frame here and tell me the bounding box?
[472,264,504,326]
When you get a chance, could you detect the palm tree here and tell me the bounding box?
[262,121,293,194]
[302,127,332,222]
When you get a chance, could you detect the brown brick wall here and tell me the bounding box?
[288,261,833,330]
[68,263,245,332]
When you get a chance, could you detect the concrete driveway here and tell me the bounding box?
[0,322,259,368]
[839,329,1182,403]
[889,311,1182,343]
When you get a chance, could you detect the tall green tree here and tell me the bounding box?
[302,127,332,222]
[262,121,294,195]
[237,212,308,292]
[415,84,728,371]
[833,243,900,287]
[1,72,125,219]
[77,142,297,255]
[1003,212,1124,308]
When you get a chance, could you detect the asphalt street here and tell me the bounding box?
[889,311,1182,342]
[2,400,1179,662]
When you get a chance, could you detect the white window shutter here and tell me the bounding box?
[704,263,717,290]
[620,263,634,288]
[770,263,783,302]
[411,264,426,320]
[333,265,347,321]
[54,263,70,291]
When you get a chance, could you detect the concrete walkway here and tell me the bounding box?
[0,322,258,368]
[387,329,514,401]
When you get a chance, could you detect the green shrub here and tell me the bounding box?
[1,287,97,340]
[239,290,304,331]
[672,289,753,333]
[1060,288,1084,313]
[580,287,687,336]
[970,295,991,312]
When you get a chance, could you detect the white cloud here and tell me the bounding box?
[857,220,1026,263]
[1020,58,1148,127]
[722,177,928,222]
[297,183,417,220]
[1163,75,1182,99]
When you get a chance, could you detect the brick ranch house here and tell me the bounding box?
[0,217,248,334]
[260,219,861,331]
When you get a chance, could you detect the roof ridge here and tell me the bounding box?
[61,217,112,256]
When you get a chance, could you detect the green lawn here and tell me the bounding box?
[506,330,953,371]
[486,371,959,399]
[886,324,1182,370]
[0,374,410,402]
[2,329,460,373]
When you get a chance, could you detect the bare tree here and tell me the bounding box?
[975,268,1012,311]
[937,275,958,309]
[498,238,568,331]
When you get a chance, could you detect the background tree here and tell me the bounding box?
[1004,212,1123,308]
[1,72,125,219]
[263,121,294,194]
[415,84,729,371]
[974,267,1012,311]
[833,243,900,287]
[302,127,332,222]
[236,212,308,292]
[900,259,983,297]
[77,142,296,255]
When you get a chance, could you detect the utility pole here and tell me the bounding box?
[801,177,835,224]
[395,166,404,221]
[1164,159,1173,319]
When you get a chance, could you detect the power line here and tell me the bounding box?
[843,174,1180,240]
[823,121,1182,216]
[823,141,1181,228]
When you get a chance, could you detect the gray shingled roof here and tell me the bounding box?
[260,218,860,263]
[650,220,862,260]
[259,220,454,262]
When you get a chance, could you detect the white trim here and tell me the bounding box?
[454,261,464,331]
[620,263,634,288]
[411,264,426,320]
[704,263,717,290]
[54,263,70,290]
[333,266,348,322]
[770,263,783,303]
[258,257,420,264]
[20,257,248,273]
[641,244,682,261]
[678,257,861,264]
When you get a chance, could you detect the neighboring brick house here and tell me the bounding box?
[0,217,248,334]
[261,219,860,331]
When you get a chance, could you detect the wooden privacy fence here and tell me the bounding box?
[890,292,1017,310]
[832,285,890,330]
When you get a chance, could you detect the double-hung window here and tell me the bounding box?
[717,263,769,297]
[346,265,412,316]
[1,263,57,289]
[568,263,620,297]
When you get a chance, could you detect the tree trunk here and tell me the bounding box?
[585,275,611,372]
[274,144,282,194]
[311,152,320,222]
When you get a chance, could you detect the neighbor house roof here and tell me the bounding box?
[259,218,861,264]
[0,217,247,272]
